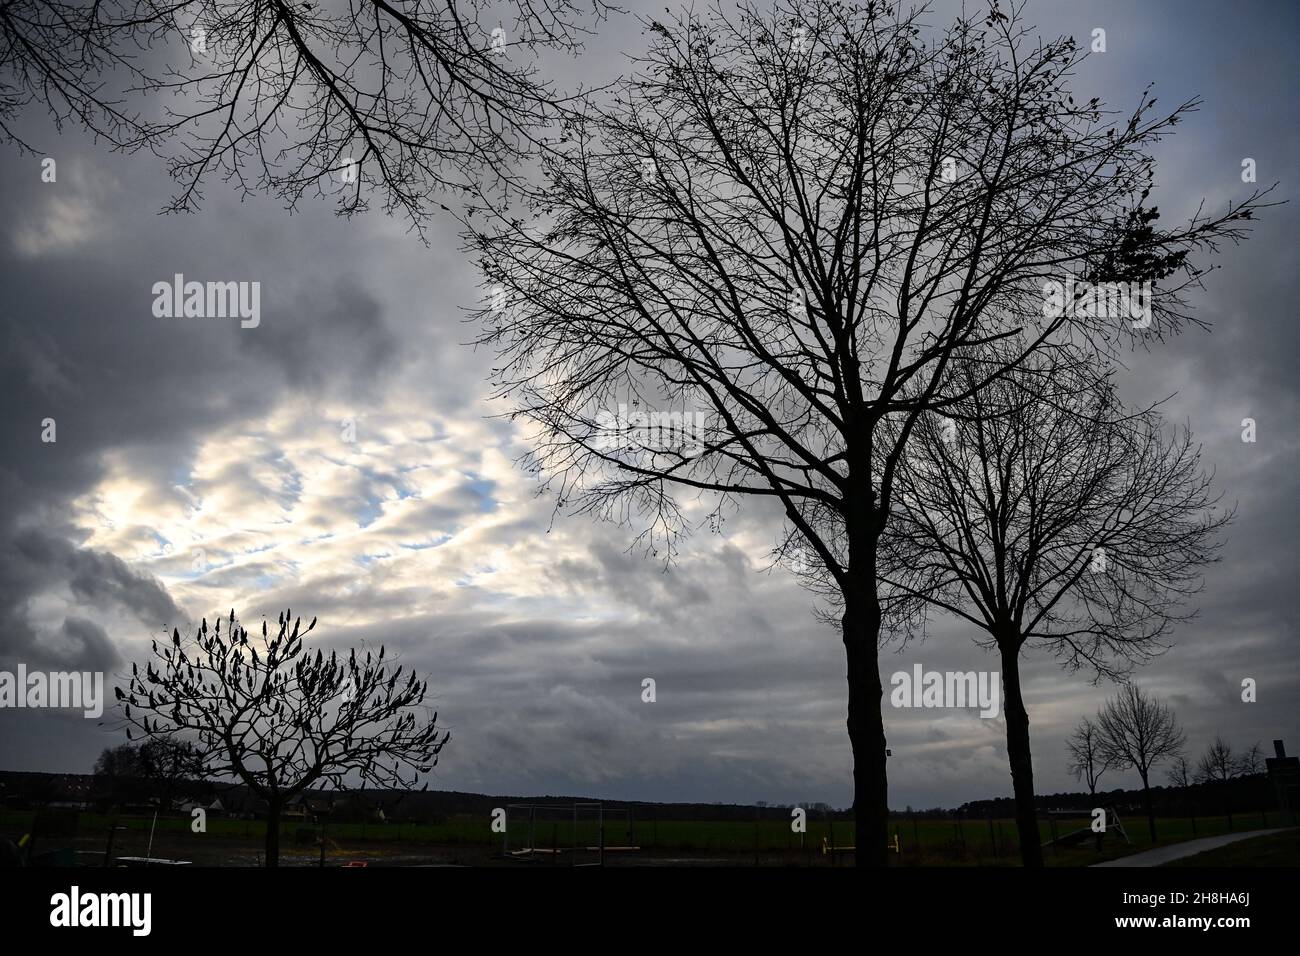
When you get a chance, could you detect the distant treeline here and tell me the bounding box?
[0,771,847,823]
[953,772,1277,819]
[0,769,1278,824]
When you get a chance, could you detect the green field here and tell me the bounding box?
[4,807,1293,866]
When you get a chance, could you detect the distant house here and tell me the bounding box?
[285,794,338,821]
[176,797,225,817]
[216,789,270,820]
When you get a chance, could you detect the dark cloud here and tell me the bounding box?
[16,530,180,628]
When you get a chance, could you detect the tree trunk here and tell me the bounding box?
[265,796,282,868]
[998,642,1043,867]
[842,564,888,867]
[1139,771,1156,841]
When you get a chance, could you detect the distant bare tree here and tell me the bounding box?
[471,0,1264,866]
[1238,741,1266,776]
[1166,753,1198,833]
[1097,684,1186,841]
[115,610,449,866]
[93,742,144,781]
[92,742,147,806]
[91,739,200,808]
[137,738,205,812]
[1195,734,1244,829]
[875,350,1226,866]
[1196,735,1238,784]
[1068,716,1112,797]
[1167,754,1193,790]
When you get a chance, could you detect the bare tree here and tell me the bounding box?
[1238,741,1266,776]
[1097,684,1185,841]
[1166,753,1198,833]
[1167,754,1193,789]
[93,742,144,780]
[1068,716,1111,797]
[875,351,1226,865]
[92,742,147,806]
[114,610,449,866]
[138,738,206,812]
[2,0,609,229]
[1196,735,1238,784]
[1199,735,1265,825]
[471,0,1265,864]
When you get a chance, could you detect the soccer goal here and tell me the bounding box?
[503,802,638,866]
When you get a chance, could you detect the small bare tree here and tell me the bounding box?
[1238,741,1266,776]
[873,350,1226,866]
[1097,684,1185,841]
[1166,753,1198,832]
[115,610,449,866]
[1196,735,1238,784]
[1068,716,1111,797]
[1167,754,1194,790]
[1195,734,1259,829]
[472,0,1264,866]
[137,738,206,812]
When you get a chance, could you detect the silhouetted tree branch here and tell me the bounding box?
[2,0,610,231]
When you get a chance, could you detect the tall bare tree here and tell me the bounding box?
[1097,683,1185,841]
[1068,716,1111,797]
[470,0,1263,863]
[875,351,1226,865]
[115,610,449,866]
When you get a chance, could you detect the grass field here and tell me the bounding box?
[4,807,1295,866]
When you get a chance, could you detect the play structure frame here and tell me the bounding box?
[1040,807,1131,849]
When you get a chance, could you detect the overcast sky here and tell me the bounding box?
[0,0,1296,810]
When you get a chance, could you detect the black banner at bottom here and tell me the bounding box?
[0,864,1286,944]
